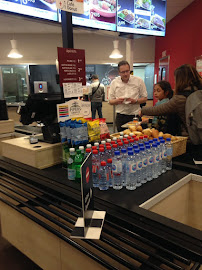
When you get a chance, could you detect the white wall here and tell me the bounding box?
[0,32,155,65]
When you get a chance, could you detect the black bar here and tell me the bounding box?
[61,11,74,48]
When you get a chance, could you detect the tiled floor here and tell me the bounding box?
[0,235,41,270]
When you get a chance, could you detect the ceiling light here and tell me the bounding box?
[109,40,123,59]
[7,40,23,59]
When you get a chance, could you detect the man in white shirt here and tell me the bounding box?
[109,60,148,131]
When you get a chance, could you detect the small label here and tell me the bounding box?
[163,150,167,158]
[137,161,142,170]
[148,156,153,165]
[129,162,136,173]
[68,168,76,180]
[142,158,147,167]
[112,162,122,173]
[154,154,159,163]
[92,165,98,173]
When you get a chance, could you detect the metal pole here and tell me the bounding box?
[113,105,116,133]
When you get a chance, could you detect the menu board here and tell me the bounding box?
[0,0,58,21]
[72,0,117,31]
[117,0,166,36]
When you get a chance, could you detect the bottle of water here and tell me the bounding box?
[134,149,142,187]
[94,142,99,149]
[101,140,106,149]
[99,148,106,162]
[149,139,153,146]
[143,135,148,143]
[160,139,167,173]
[106,145,112,160]
[156,142,162,176]
[119,136,123,141]
[112,144,118,156]
[112,151,123,190]
[113,137,117,143]
[106,159,113,187]
[84,148,91,159]
[134,138,139,147]
[118,142,123,151]
[139,146,147,184]
[166,138,173,170]
[98,161,109,191]
[92,150,100,187]
[145,145,153,181]
[152,144,159,179]
[121,148,128,186]
[68,148,76,181]
[126,151,137,190]
[130,139,135,147]
[153,138,158,143]
[139,136,144,144]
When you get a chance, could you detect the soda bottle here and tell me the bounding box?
[73,149,83,182]
[166,138,173,170]
[79,146,85,160]
[106,159,113,187]
[67,148,76,181]
[126,151,137,190]
[92,150,100,187]
[98,161,109,191]
[112,150,123,190]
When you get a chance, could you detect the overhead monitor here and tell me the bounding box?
[71,0,117,31]
[117,0,167,36]
[0,0,58,21]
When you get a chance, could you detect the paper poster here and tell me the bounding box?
[196,58,202,77]
[63,82,83,98]
[56,0,84,15]
[57,100,91,122]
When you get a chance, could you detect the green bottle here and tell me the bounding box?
[73,149,83,182]
[68,148,76,181]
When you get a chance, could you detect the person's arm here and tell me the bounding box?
[108,81,125,105]
[142,96,180,116]
[127,96,147,104]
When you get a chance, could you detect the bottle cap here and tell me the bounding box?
[85,148,91,153]
[152,144,157,147]
[101,161,106,166]
[107,139,111,142]
[158,136,163,140]
[117,139,122,143]
[94,142,99,146]
[107,159,112,163]
[139,143,144,147]
[119,136,123,139]
[92,150,98,154]
[133,145,139,149]
[127,147,133,151]
[111,141,116,144]
[146,145,150,149]
[124,141,129,145]
[140,147,145,151]
[132,135,136,138]
[127,136,131,140]
[86,144,92,148]
[144,135,148,138]
[130,139,134,143]
[70,148,75,152]
[119,132,124,136]
[128,151,133,155]
[135,149,139,153]
[99,144,104,148]
[92,146,97,150]
[134,138,139,141]
[121,148,127,153]
[101,141,106,144]
[118,142,123,146]
[139,136,143,139]
[114,150,120,155]
[113,137,117,141]
[149,140,153,143]
[153,138,158,142]
[112,144,118,148]
[79,146,84,150]
[129,133,134,136]
[99,148,104,152]
[157,142,160,145]
[106,146,112,150]
[166,138,171,141]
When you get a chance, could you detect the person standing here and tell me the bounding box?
[109,60,148,131]
[89,74,105,119]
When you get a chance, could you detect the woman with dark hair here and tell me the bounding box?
[142,64,202,136]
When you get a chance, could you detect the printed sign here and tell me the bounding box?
[196,58,202,77]
[56,0,84,15]
[63,82,83,98]
[57,47,86,87]
[57,99,91,122]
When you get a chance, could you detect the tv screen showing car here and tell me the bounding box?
[117,0,166,36]
[0,0,58,21]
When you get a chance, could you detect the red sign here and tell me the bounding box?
[86,167,90,184]
[57,47,86,86]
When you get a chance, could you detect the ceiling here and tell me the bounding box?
[0,0,194,35]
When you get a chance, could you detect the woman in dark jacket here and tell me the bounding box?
[142,64,202,136]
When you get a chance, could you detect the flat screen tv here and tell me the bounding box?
[0,0,58,22]
[71,0,117,31]
[117,0,167,36]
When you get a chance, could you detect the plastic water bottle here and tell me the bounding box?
[156,141,162,176]
[112,151,123,190]
[106,145,112,160]
[140,147,147,184]
[143,135,148,143]
[68,148,76,181]
[166,138,173,170]
[84,148,91,159]
[106,159,113,187]
[149,139,153,146]
[99,148,106,162]
[101,140,106,149]
[139,136,144,144]
[118,142,123,151]
[152,144,159,179]
[121,148,128,186]
[126,151,137,190]
[145,145,153,181]
[112,144,118,156]
[134,149,142,187]
[94,142,99,149]
[134,137,139,147]
[160,139,167,173]
[98,161,109,191]
[92,150,100,187]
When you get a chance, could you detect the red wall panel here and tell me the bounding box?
[155,0,202,89]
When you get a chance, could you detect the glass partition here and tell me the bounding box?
[0,65,29,104]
